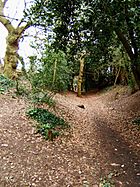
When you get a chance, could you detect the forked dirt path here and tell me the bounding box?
[0,89,140,187]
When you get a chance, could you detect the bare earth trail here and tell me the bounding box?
[0,89,140,187]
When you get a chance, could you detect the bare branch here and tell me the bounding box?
[0,0,4,11]
[0,0,8,8]
[0,0,4,8]
[0,14,19,21]
[0,15,14,32]
[0,1,13,31]
[16,22,32,39]
[23,0,27,10]
[3,0,9,7]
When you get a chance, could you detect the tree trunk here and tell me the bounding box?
[0,0,31,79]
[131,62,140,90]
[4,31,20,78]
[114,66,121,86]
[77,53,85,97]
[53,59,57,84]
[115,29,140,90]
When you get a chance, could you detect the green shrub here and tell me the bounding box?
[30,90,55,107]
[0,75,14,93]
[28,49,72,93]
[26,108,68,140]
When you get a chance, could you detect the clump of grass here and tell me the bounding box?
[26,107,68,140]
[0,75,14,93]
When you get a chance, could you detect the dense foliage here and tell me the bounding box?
[24,0,140,91]
[28,47,72,92]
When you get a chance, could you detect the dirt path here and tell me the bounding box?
[0,89,140,187]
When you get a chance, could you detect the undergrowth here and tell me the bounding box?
[15,77,56,107]
[15,79,30,97]
[26,108,68,140]
[1,75,56,107]
[0,75,14,93]
[0,75,66,140]
[30,90,55,107]
[0,75,29,97]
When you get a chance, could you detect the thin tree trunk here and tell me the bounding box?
[114,66,121,86]
[77,53,85,97]
[53,60,57,84]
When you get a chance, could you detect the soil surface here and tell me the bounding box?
[0,86,140,187]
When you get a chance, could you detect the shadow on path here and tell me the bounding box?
[94,116,140,187]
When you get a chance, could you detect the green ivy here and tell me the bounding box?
[0,75,14,93]
[100,173,115,187]
[26,108,68,140]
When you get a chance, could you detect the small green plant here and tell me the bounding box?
[26,108,68,140]
[100,173,115,187]
[36,123,60,140]
[99,179,113,187]
[132,117,140,130]
[0,75,14,93]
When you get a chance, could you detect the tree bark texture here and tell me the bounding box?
[131,62,140,89]
[4,30,20,78]
[77,53,85,97]
[115,29,140,89]
[0,0,30,78]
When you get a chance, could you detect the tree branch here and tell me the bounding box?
[3,0,9,7]
[115,29,135,61]
[0,0,14,31]
[0,0,8,8]
[0,14,19,21]
[0,0,4,9]
[18,21,32,35]
[124,3,138,58]
[0,15,14,31]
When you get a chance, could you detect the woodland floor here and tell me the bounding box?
[0,86,140,187]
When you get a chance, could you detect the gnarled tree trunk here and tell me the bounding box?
[0,0,30,79]
[4,30,20,78]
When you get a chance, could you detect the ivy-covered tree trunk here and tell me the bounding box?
[116,30,140,90]
[0,0,30,79]
[4,30,21,78]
